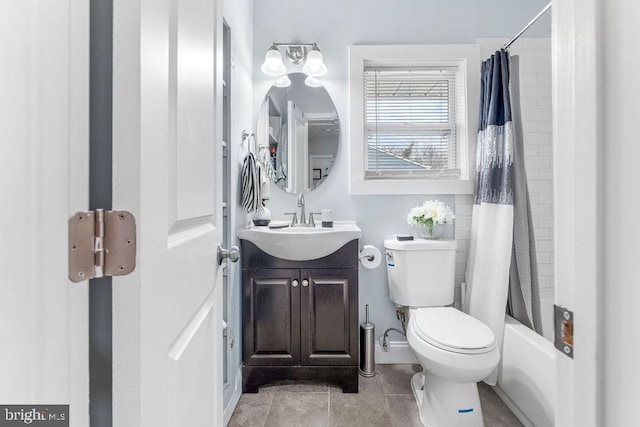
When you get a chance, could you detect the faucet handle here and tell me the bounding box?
[307,212,320,227]
[284,212,298,226]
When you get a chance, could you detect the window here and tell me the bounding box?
[349,45,480,195]
[365,68,458,177]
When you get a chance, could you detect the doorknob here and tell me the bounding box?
[217,244,239,265]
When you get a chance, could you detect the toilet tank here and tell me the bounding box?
[383,239,457,307]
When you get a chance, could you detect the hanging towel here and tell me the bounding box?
[241,151,262,213]
[258,145,274,202]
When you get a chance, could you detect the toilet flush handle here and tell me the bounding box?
[385,250,394,267]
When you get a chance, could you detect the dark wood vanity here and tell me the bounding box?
[240,239,359,393]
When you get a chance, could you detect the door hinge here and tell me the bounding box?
[68,210,136,282]
[554,304,574,358]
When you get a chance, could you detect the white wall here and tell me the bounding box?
[252,0,551,355]
[601,1,640,424]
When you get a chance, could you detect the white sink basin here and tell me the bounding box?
[238,220,362,261]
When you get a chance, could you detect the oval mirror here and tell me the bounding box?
[256,72,339,194]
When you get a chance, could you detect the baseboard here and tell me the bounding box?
[374,340,419,364]
[223,366,243,426]
[491,384,534,427]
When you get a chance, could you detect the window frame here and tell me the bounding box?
[349,44,480,195]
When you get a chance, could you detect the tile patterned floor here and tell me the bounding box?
[228,364,523,426]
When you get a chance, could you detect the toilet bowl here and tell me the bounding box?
[408,307,499,381]
[383,238,500,427]
[406,307,500,427]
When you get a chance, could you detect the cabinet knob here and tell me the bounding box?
[292,279,299,288]
[302,279,309,287]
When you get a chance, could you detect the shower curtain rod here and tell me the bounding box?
[502,2,552,50]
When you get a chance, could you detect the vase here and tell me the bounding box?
[252,206,271,226]
[419,223,444,240]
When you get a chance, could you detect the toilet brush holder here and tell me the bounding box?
[359,304,376,377]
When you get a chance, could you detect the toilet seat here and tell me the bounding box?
[412,307,496,354]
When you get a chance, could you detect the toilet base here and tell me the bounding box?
[411,371,484,427]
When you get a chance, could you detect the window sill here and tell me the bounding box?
[349,179,474,195]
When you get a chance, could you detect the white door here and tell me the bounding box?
[0,1,90,426]
[287,101,309,193]
[112,0,226,426]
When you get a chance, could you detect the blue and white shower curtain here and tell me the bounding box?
[466,50,541,385]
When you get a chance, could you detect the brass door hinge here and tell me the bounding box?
[68,210,136,282]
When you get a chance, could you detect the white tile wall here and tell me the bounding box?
[454,194,474,309]
[456,39,554,339]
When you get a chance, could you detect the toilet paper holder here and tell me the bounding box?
[359,252,375,262]
[358,245,382,269]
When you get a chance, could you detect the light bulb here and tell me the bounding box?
[306,52,322,71]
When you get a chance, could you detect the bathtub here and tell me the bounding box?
[493,315,556,427]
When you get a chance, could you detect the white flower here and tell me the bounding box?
[407,199,455,227]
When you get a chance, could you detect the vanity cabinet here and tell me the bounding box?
[241,240,359,393]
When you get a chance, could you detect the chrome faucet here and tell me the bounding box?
[288,193,317,227]
[297,193,306,225]
[287,193,317,227]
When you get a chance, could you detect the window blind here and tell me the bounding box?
[364,68,459,178]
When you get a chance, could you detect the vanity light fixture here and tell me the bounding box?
[261,42,328,79]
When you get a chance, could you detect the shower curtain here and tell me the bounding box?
[466,50,541,385]
[506,56,542,335]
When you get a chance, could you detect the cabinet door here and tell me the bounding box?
[243,269,300,366]
[300,269,358,366]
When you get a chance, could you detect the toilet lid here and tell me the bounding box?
[413,307,496,354]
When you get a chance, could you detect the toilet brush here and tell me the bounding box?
[359,304,376,377]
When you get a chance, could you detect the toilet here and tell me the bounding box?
[384,238,499,427]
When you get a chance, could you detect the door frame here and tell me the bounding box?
[553,0,603,425]
[89,0,115,422]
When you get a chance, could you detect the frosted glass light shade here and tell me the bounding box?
[261,46,286,76]
[274,75,291,87]
[304,75,323,87]
[302,46,327,77]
